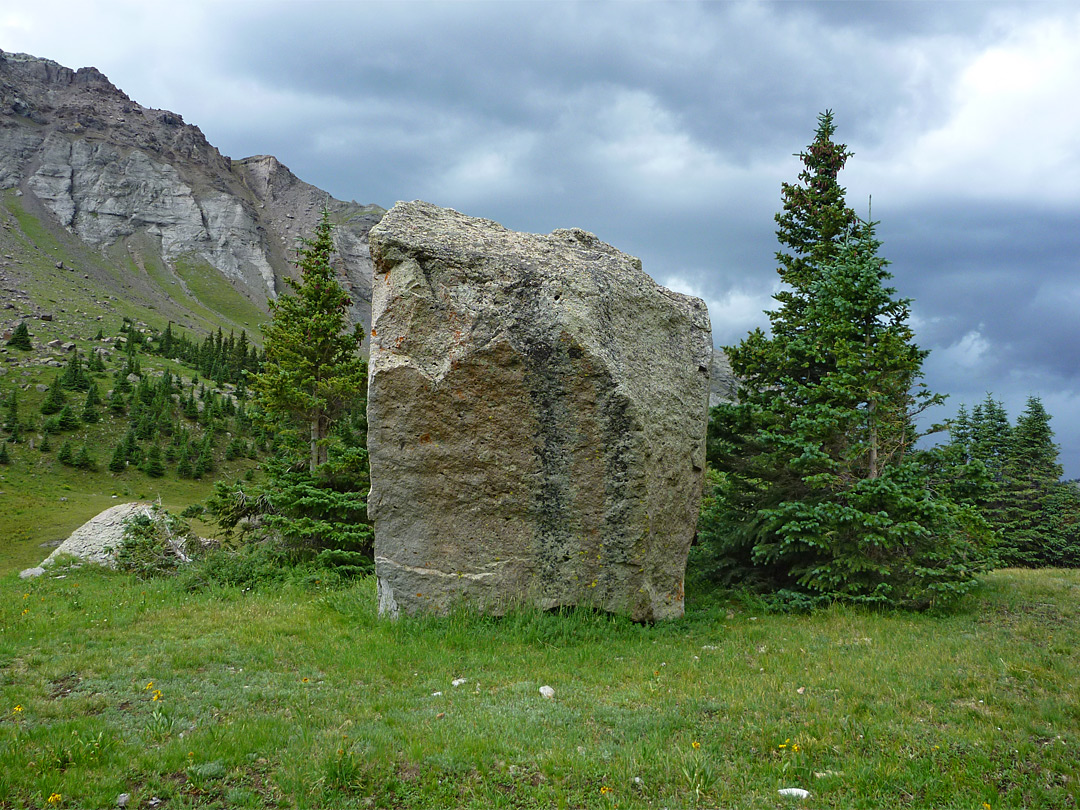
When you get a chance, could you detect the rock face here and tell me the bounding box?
[43,501,154,567]
[709,350,738,407]
[367,201,712,621]
[0,50,383,330]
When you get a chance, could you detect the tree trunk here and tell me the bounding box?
[310,413,323,474]
[868,399,879,479]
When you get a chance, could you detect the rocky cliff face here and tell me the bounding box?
[0,50,382,329]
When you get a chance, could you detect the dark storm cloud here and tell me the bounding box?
[881,205,1080,380]
[204,0,948,164]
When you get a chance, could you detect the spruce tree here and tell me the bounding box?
[971,395,1011,484]
[0,441,10,465]
[40,374,66,415]
[176,444,194,479]
[6,321,32,351]
[105,385,124,415]
[60,351,90,391]
[73,444,95,471]
[57,440,74,466]
[1043,483,1080,567]
[39,433,52,453]
[949,404,973,461]
[702,115,987,607]
[55,405,80,432]
[2,390,18,435]
[114,365,132,395]
[193,447,212,479]
[108,442,127,473]
[205,212,372,559]
[772,109,866,365]
[122,429,141,465]
[257,210,366,473]
[1000,397,1066,566]
[143,444,165,478]
[81,383,101,424]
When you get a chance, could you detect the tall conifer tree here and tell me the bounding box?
[257,210,366,473]
[703,113,987,607]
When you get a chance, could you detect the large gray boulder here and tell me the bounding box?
[367,201,712,621]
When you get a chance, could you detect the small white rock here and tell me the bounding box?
[431,691,442,697]
[117,794,131,808]
[451,678,467,687]
[539,685,555,699]
[779,787,811,799]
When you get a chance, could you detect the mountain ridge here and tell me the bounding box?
[0,48,383,339]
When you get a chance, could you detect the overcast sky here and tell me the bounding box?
[4,1,1080,475]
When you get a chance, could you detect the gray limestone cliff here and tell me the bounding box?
[0,50,382,327]
[367,201,712,622]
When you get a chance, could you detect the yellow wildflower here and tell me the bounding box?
[47,794,62,805]
[145,681,154,690]
[599,785,613,795]
[12,705,22,714]
[691,741,701,750]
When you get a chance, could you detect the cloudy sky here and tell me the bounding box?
[4,1,1080,475]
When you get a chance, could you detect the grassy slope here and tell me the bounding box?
[2,191,268,341]
[0,568,1077,809]
[0,357,257,574]
[0,195,264,573]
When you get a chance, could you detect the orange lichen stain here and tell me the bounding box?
[419,433,432,444]
[371,328,377,337]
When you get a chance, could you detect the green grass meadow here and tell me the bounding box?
[1,565,1078,809]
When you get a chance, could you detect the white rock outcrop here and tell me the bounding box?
[43,501,154,567]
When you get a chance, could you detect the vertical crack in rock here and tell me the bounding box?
[368,201,711,621]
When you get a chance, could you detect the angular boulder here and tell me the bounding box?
[367,201,711,621]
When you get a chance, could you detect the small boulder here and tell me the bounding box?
[43,502,155,568]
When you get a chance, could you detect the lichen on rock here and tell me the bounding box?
[367,201,711,621]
